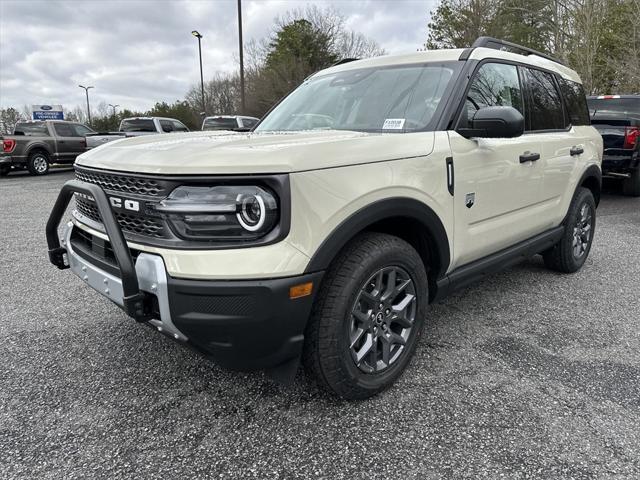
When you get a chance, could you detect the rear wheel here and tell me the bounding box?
[622,168,640,197]
[543,187,596,273]
[27,151,50,176]
[303,232,428,400]
[0,166,9,177]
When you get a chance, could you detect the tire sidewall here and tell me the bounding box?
[565,188,596,270]
[332,243,428,395]
[28,152,49,175]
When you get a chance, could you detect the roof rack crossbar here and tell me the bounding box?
[471,36,565,66]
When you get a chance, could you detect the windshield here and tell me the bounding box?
[203,117,238,130]
[588,98,640,117]
[255,63,458,133]
[120,119,156,132]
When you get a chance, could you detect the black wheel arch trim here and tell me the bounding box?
[577,164,602,207]
[303,197,451,280]
[26,144,52,158]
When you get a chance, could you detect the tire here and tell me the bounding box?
[622,168,640,197]
[0,166,9,177]
[303,232,428,400]
[543,187,596,273]
[27,151,50,176]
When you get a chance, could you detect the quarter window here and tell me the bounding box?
[525,68,566,130]
[558,79,590,126]
[462,63,524,126]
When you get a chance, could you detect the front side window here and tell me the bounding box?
[558,78,590,126]
[72,124,94,137]
[242,118,258,128]
[171,120,189,132]
[255,63,458,133]
[159,120,174,132]
[462,62,524,126]
[525,68,566,130]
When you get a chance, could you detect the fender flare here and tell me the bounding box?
[304,197,451,279]
[577,164,602,206]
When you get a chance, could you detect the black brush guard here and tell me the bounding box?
[46,179,153,322]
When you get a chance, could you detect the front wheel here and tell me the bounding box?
[543,187,596,273]
[27,151,50,176]
[303,232,428,400]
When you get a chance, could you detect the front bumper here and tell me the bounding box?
[47,180,323,370]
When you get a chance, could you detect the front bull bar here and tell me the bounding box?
[45,179,153,322]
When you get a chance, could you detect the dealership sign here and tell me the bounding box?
[32,105,64,120]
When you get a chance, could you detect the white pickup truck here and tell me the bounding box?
[86,117,189,149]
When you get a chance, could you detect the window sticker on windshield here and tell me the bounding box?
[382,118,405,130]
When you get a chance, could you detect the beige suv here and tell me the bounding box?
[47,37,603,400]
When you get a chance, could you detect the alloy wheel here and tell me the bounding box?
[349,266,417,373]
[33,155,48,173]
[572,203,592,259]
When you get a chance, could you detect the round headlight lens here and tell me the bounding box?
[237,193,266,231]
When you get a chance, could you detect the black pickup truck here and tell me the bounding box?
[0,120,94,176]
[587,95,640,196]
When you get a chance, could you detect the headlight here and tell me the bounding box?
[155,185,279,241]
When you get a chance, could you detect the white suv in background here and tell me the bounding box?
[47,37,602,400]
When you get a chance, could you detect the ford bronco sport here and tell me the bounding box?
[47,37,603,400]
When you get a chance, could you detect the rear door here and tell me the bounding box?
[52,123,78,162]
[520,67,582,227]
[449,61,546,268]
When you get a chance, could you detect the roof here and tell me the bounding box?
[316,45,582,84]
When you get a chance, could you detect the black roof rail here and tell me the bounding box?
[469,36,565,66]
[332,58,360,66]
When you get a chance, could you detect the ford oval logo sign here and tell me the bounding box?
[40,105,53,110]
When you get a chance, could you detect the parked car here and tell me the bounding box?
[86,117,190,149]
[202,115,259,131]
[0,120,93,176]
[587,95,640,195]
[46,37,602,399]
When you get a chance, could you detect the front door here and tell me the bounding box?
[448,62,547,269]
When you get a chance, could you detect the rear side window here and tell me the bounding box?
[587,97,640,116]
[558,79,590,126]
[53,123,74,137]
[203,117,238,130]
[120,119,156,132]
[14,122,48,136]
[462,62,524,127]
[524,68,566,130]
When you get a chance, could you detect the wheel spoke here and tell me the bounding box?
[381,269,397,302]
[350,327,366,349]
[354,333,374,363]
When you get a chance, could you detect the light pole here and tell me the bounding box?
[78,85,94,126]
[237,0,245,114]
[108,103,119,117]
[191,30,206,116]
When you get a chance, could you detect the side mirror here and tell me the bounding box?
[162,125,173,133]
[458,106,524,139]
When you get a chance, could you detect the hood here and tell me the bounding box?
[75,130,436,175]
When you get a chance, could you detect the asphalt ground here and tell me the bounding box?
[1,168,639,479]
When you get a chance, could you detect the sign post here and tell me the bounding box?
[32,105,64,121]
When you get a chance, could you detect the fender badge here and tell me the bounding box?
[465,193,475,209]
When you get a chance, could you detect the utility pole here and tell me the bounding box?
[237,0,245,114]
[78,85,94,126]
[191,30,206,116]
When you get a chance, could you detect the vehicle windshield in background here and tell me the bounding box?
[588,98,640,116]
[120,119,156,132]
[203,117,238,130]
[13,122,48,136]
[255,63,457,133]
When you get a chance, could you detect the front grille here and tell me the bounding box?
[75,196,165,238]
[75,169,167,196]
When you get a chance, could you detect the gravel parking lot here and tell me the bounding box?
[1,169,639,479]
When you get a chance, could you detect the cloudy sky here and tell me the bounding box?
[0,0,436,113]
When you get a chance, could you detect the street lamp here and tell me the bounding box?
[108,103,119,116]
[191,30,206,116]
[78,85,94,126]
[237,0,245,114]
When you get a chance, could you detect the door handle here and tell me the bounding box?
[519,151,540,163]
[570,146,584,156]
